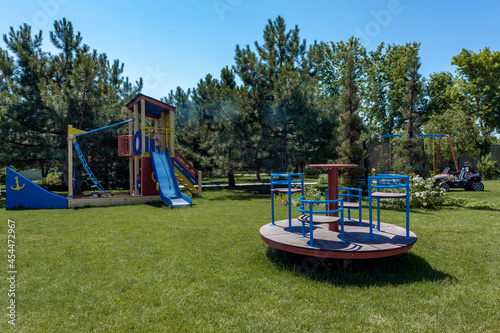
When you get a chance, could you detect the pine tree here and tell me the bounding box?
[0,19,141,193]
[392,43,426,175]
[334,38,366,187]
[234,16,334,173]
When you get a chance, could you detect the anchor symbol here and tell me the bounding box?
[11,176,25,191]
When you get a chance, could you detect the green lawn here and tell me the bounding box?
[201,173,321,185]
[0,181,498,332]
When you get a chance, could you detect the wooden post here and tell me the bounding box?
[141,99,146,157]
[160,112,166,152]
[198,171,202,197]
[169,109,174,157]
[68,126,74,199]
[134,104,140,195]
[153,118,158,151]
[128,109,134,195]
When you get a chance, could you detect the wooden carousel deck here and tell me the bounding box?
[260,219,417,259]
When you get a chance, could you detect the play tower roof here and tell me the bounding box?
[126,93,175,119]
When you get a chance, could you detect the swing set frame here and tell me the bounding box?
[370,134,458,175]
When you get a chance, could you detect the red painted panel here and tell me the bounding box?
[141,157,159,196]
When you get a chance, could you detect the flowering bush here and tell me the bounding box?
[318,174,328,184]
[273,184,324,207]
[382,175,446,209]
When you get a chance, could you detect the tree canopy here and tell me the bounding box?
[0,19,141,192]
[2,16,498,186]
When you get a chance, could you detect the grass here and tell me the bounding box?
[202,173,321,185]
[0,181,499,332]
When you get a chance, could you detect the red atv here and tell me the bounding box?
[434,162,484,192]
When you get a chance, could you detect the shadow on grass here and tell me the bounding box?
[205,186,270,201]
[266,247,456,287]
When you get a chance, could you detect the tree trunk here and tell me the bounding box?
[40,163,48,178]
[363,140,369,182]
[75,166,84,195]
[256,167,261,181]
[279,134,288,173]
[227,168,236,187]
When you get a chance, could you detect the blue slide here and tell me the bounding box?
[151,149,192,208]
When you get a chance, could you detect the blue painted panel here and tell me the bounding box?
[5,167,68,210]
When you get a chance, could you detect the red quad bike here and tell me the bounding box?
[434,162,484,192]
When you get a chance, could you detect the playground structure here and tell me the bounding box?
[260,170,417,261]
[370,134,459,176]
[6,93,201,209]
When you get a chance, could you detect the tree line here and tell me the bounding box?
[1,17,499,190]
[167,16,500,185]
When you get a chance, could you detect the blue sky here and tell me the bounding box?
[1,0,499,98]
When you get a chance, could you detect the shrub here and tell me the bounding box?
[477,153,498,180]
[382,175,446,209]
[273,184,324,207]
[37,172,66,191]
[0,167,5,184]
[318,174,328,184]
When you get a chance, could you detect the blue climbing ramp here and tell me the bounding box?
[5,167,68,209]
[150,149,192,208]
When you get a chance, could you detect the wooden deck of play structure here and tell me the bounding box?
[260,218,417,260]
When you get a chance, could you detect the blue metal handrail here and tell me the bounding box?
[368,174,410,240]
[298,196,345,246]
[270,173,304,230]
[326,187,363,226]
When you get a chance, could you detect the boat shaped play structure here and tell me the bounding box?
[5,94,200,210]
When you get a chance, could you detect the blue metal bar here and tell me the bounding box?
[368,174,411,237]
[271,174,275,225]
[287,175,292,230]
[308,201,315,247]
[377,198,381,231]
[270,173,304,230]
[419,134,446,138]
[375,134,402,138]
[340,200,345,242]
[73,139,109,196]
[74,119,134,137]
[368,191,374,239]
[298,196,345,245]
[300,199,306,238]
[376,178,381,231]
[406,175,410,239]
[367,178,376,240]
